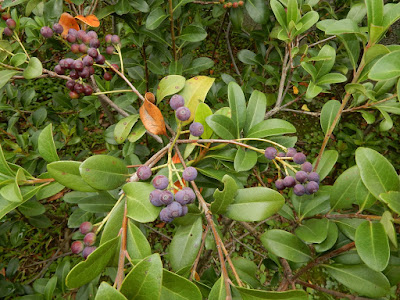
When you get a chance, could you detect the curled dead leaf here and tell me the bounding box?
[75,15,100,27]
[59,12,80,38]
[172,152,181,164]
[139,92,167,136]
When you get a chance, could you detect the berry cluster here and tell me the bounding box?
[264,147,320,196]
[137,165,199,223]
[39,23,121,99]
[70,221,97,259]
[2,13,16,37]
[223,0,244,8]
[170,94,204,137]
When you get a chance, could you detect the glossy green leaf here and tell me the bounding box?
[315,221,338,252]
[230,257,259,288]
[234,148,258,172]
[211,175,238,214]
[100,199,124,245]
[124,182,161,223]
[23,57,42,79]
[127,221,152,260]
[294,11,319,36]
[317,73,347,85]
[244,90,266,135]
[120,254,163,300]
[247,119,296,138]
[380,211,397,248]
[184,57,214,75]
[128,121,146,143]
[245,0,269,24]
[355,147,400,199]
[315,45,336,78]
[356,179,376,211]
[169,217,202,271]
[261,229,311,263]
[146,7,167,30]
[366,0,383,30]
[380,191,400,215]
[206,115,236,140]
[77,192,116,213]
[160,269,202,300]
[66,236,119,288]
[324,264,390,298]
[79,155,128,190]
[44,276,57,300]
[156,75,186,103]
[208,277,227,300]
[178,25,207,42]
[286,0,298,25]
[369,51,400,80]
[38,124,59,163]
[335,218,366,241]
[320,100,341,135]
[300,193,330,219]
[47,161,97,192]
[312,150,338,181]
[114,114,140,144]
[305,82,323,99]
[236,287,308,300]
[19,200,45,217]
[270,0,287,30]
[194,102,213,139]
[225,187,284,222]
[95,282,127,300]
[330,166,360,210]
[228,81,246,137]
[295,219,329,244]
[130,0,149,12]
[10,53,27,67]
[317,19,361,35]
[0,144,14,177]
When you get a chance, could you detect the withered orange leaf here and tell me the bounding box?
[75,15,100,27]
[173,179,186,194]
[172,152,181,164]
[139,92,167,136]
[59,12,79,38]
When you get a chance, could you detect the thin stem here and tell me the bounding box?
[169,0,177,61]
[274,45,290,108]
[116,44,124,75]
[93,89,133,96]
[95,193,125,234]
[308,35,337,48]
[212,11,229,60]
[190,225,209,281]
[234,138,287,150]
[14,32,30,59]
[115,199,128,290]
[226,21,242,84]
[177,139,265,154]
[0,46,15,57]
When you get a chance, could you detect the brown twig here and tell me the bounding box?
[225,21,242,85]
[308,36,337,48]
[212,11,229,60]
[190,225,210,281]
[168,0,177,61]
[114,199,128,290]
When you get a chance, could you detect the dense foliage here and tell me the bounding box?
[1,0,400,299]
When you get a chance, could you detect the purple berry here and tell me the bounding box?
[149,189,163,207]
[88,66,95,75]
[6,19,16,29]
[275,179,285,190]
[168,202,183,218]
[295,171,308,183]
[182,167,197,181]
[106,46,114,55]
[293,184,306,196]
[79,68,90,79]
[170,94,185,110]
[77,30,86,41]
[66,80,75,91]
[95,54,105,65]
[104,72,112,81]
[74,83,84,94]
[54,65,65,75]
[175,188,194,205]
[182,187,196,203]
[68,29,78,37]
[105,34,112,44]
[264,147,277,160]
[71,241,84,254]
[83,55,94,67]
[3,27,13,37]
[293,152,307,164]
[181,205,188,216]
[160,190,174,205]
[87,30,98,39]
[176,107,191,121]
[69,69,79,79]
[152,175,169,190]
[83,232,96,246]
[73,60,84,71]
[82,34,91,44]
[277,152,286,157]
[283,176,296,188]
[301,162,313,173]
[79,221,93,234]
[111,35,120,44]
[89,38,100,48]
[65,58,74,69]
[58,59,66,68]
[69,91,79,99]
[83,85,93,96]
[308,172,320,183]
[40,26,53,38]
[137,165,152,180]
[66,34,76,43]
[159,207,173,223]
[82,246,96,259]
[87,48,98,58]
[189,122,204,137]
[286,147,297,157]
[71,43,80,54]
[306,181,319,194]
[79,43,87,53]
[52,23,63,34]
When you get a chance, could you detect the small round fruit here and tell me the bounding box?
[79,68,90,79]
[68,28,78,37]
[88,66,95,75]
[264,147,277,160]
[1,12,10,21]
[79,221,93,234]
[52,23,63,34]
[106,46,114,55]
[170,94,185,110]
[306,181,319,194]
[175,188,195,205]
[87,30,98,39]
[77,30,86,41]
[89,38,100,48]
[82,34,91,44]
[83,55,94,66]
[71,43,80,53]
[3,27,13,37]
[59,59,67,68]
[105,34,112,44]
[69,69,79,79]
[137,165,152,180]
[69,91,79,99]
[87,47,98,58]
[176,106,191,121]
[73,60,84,71]
[232,2,238,8]
[308,172,320,183]
[110,64,119,72]
[5,19,16,29]
[238,0,244,5]
[65,58,75,69]
[293,184,305,196]
[66,34,76,43]
[181,205,188,216]
[83,232,96,246]
[182,167,197,181]
[295,171,308,183]
[74,83,84,94]
[111,35,120,44]
[301,162,313,173]
[104,72,113,81]
[160,190,174,205]
[167,202,183,218]
[275,179,285,190]
[79,43,87,53]
[189,122,204,137]
[71,241,84,254]
[152,175,169,190]
[82,246,96,259]
[182,187,196,203]
[54,65,65,75]
[293,152,307,164]
[95,54,105,65]
[286,147,297,157]
[83,85,93,96]
[66,80,75,91]
[159,207,173,223]
[149,189,163,207]
[277,152,286,157]
[283,176,296,188]
[40,26,53,38]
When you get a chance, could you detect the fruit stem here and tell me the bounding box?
[234,138,287,151]
[167,124,182,188]
[0,46,15,57]
[13,32,30,59]
[115,44,124,75]
[92,89,133,96]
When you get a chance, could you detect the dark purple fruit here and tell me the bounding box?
[87,30,98,39]
[175,188,194,205]
[66,80,75,91]
[69,69,79,79]
[181,205,188,216]
[104,72,113,81]
[79,43,87,53]
[5,18,16,29]
[264,147,277,160]
[105,34,112,44]
[74,83,84,94]
[87,47,98,58]
[79,68,90,79]
[137,165,152,180]
[83,85,93,96]
[189,122,204,137]
[71,241,84,254]
[83,232,96,246]
[82,246,96,259]
[295,171,308,183]
[275,179,285,190]
[89,38,100,48]
[3,27,13,37]
[176,107,191,121]
[59,59,67,68]
[54,65,64,75]
[65,58,75,69]
[79,221,93,234]
[152,175,169,190]
[181,187,196,203]
[52,23,63,34]
[182,167,197,181]
[66,34,76,43]
[293,152,307,164]
[95,54,105,65]
[83,55,94,66]
[308,172,320,183]
[88,66,95,75]
[160,190,174,205]
[293,184,306,196]
[40,26,53,38]
[106,46,114,55]
[301,162,313,173]
[71,43,80,54]
[306,181,319,194]
[170,94,185,110]
[82,34,91,44]
[283,176,296,188]
[149,189,163,207]
[111,35,120,44]
[73,60,84,71]
[286,147,297,157]
[167,202,183,218]
[159,207,173,223]
[277,152,286,157]
[77,30,86,41]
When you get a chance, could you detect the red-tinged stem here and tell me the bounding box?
[115,199,128,290]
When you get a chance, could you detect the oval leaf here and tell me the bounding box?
[58,12,80,37]
[161,269,202,300]
[295,219,329,244]
[320,100,341,134]
[75,14,100,27]
[95,282,127,300]
[139,93,167,136]
[23,57,43,79]
[114,114,140,144]
[38,124,59,163]
[156,75,186,103]
[247,119,296,138]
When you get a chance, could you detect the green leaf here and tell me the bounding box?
[317,73,347,85]
[66,236,119,288]
[294,11,319,36]
[146,7,167,30]
[315,45,336,78]
[317,19,361,35]
[0,144,14,177]
[120,254,163,300]
[245,0,269,24]
[114,114,140,144]
[356,180,376,211]
[124,182,161,223]
[236,287,308,299]
[47,161,97,192]
[95,282,128,299]
[380,211,398,249]
[369,51,400,81]
[0,181,22,203]
[244,90,267,136]
[178,25,207,42]
[211,175,238,214]
[330,166,360,210]
[156,75,186,103]
[127,221,152,260]
[355,147,400,199]
[300,62,317,81]
[128,121,146,143]
[336,218,366,241]
[44,276,57,300]
[324,264,390,298]
[247,119,296,138]
[38,124,59,163]
[23,57,42,79]
[270,0,287,30]
[312,150,338,181]
[261,229,311,263]
[315,221,338,252]
[160,269,202,300]
[206,115,236,140]
[184,57,214,75]
[228,82,246,137]
[355,221,389,271]
[320,100,341,135]
[77,192,117,213]
[234,148,258,172]
[10,53,27,67]
[2,0,29,8]
[337,34,361,70]
[295,219,329,244]
[379,191,400,215]
[365,0,383,29]
[194,102,213,139]
[286,0,298,25]
[130,0,150,12]
[300,193,330,219]
[169,217,202,272]
[79,155,128,190]
[226,187,284,222]
[238,50,261,66]
[19,200,45,217]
